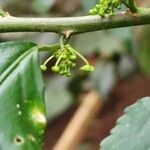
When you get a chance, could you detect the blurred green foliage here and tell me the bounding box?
[100,97,150,150]
[136,26,150,75]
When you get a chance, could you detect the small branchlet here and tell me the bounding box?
[40,37,94,77]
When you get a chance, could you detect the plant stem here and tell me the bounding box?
[43,55,54,66]
[37,37,69,53]
[0,8,149,35]
[60,35,65,48]
[72,49,89,65]
[38,44,61,53]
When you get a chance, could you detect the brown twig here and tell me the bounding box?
[52,90,103,150]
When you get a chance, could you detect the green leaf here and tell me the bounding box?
[0,42,46,150]
[100,97,150,150]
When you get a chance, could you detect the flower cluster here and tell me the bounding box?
[89,0,122,17]
[40,44,94,77]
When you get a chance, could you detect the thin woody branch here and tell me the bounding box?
[0,8,149,36]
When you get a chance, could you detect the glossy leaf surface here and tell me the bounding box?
[0,42,46,150]
[100,97,150,150]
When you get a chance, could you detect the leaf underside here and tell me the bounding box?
[0,42,46,150]
[100,97,150,150]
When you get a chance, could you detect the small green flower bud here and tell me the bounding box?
[40,65,47,71]
[89,9,95,15]
[62,54,67,59]
[66,73,71,77]
[65,60,72,66]
[109,12,114,16]
[63,69,68,74]
[96,4,100,9]
[59,71,65,75]
[71,63,76,67]
[80,65,94,72]
[60,64,66,68]
[51,66,60,73]
[70,55,77,60]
